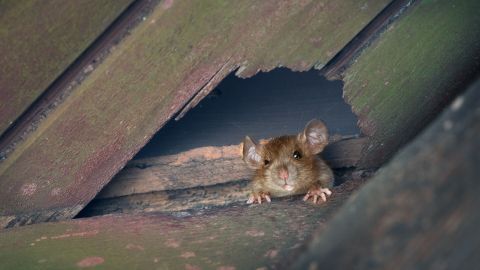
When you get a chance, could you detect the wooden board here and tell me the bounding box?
[78,168,372,217]
[341,0,480,167]
[0,0,134,136]
[0,0,391,227]
[95,137,367,200]
[292,77,480,269]
[0,179,363,270]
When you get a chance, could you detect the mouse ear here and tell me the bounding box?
[242,136,263,169]
[298,119,329,154]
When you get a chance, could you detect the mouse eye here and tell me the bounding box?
[293,151,302,160]
[264,160,270,166]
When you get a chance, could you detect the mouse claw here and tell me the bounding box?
[304,187,332,204]
[247,192,271,204]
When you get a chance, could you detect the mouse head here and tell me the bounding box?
[242,119,329,191]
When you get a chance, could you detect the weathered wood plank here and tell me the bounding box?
[96,137,366,200]
[321,0,413,80]
[292,77,480,269]
[341,0,480,167]
[0,0,391,226]
[79,169,370,217]
[0,179,363,270]
[0,0,134,136]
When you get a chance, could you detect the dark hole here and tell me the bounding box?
[76,68,362,219]
[135,68,359,158]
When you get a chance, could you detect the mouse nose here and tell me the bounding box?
[278,168,289,180]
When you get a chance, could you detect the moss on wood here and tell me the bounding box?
[342,0,480,167]
[0,0,134,135]
[0,179,362,269]
[0,0,390,226]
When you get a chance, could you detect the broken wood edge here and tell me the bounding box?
[320,0,416,80]
[95,135,367,200]
[1,205,84,229]
[0,1,390,228]
[177,0,416,120]
[0,0,156,161]
[78,168,373,218]
[290,77,480,269]
[175,57,238,121]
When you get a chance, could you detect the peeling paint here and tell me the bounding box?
[76,256,105,268]
[20,183,37,196]
[245,229,265,237]
[126,243,145,251]
[165,238,181,248]
[217,266,236,270]
[50,230,99,240]
[162,0,174,10]
[180,251,196,258]
[185,264,202,270]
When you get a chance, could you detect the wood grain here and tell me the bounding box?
[0,0,134,136]
[0,179,364,269]
[342,0,480,167]
[292,75,480,270]
[0,0,391,227]
[96,136,366,200]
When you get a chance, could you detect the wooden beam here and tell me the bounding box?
[96,136,366,200]
[341,0,480,167]
[0,0,391,227]
[79,168,372,217]
[0,179,364,269]
[291,77,480,269]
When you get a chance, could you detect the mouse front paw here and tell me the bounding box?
[303,186,332,204]
[247,191,271,204]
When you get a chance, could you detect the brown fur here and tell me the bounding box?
[243,119,334,200]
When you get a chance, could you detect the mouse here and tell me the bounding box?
[242,119,334,204]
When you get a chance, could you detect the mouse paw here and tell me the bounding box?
[303,187,332,204]
[247,191,271,204]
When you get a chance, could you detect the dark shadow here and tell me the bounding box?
[135,68,359,158]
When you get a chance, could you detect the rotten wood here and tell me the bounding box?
[0,0,391,227]
[341,0,480,168]
[291,76,480,269]
[95,136,366,200]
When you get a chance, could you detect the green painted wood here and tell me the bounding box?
[0,0,391,227]
[0,179,362,269]
[292,74,480,270]
[342,0,480,167]
[0,0,134,136]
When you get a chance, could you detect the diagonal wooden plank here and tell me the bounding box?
[341,0,480,167]
[95,137,366,200]
[292,66,480,270]
[0,0,134,136]
[0,0,392,227]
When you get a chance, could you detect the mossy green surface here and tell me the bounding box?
[0,0,134,135]
[343,0,480,167]
[0,199,345,269]
[0,0,389,222]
